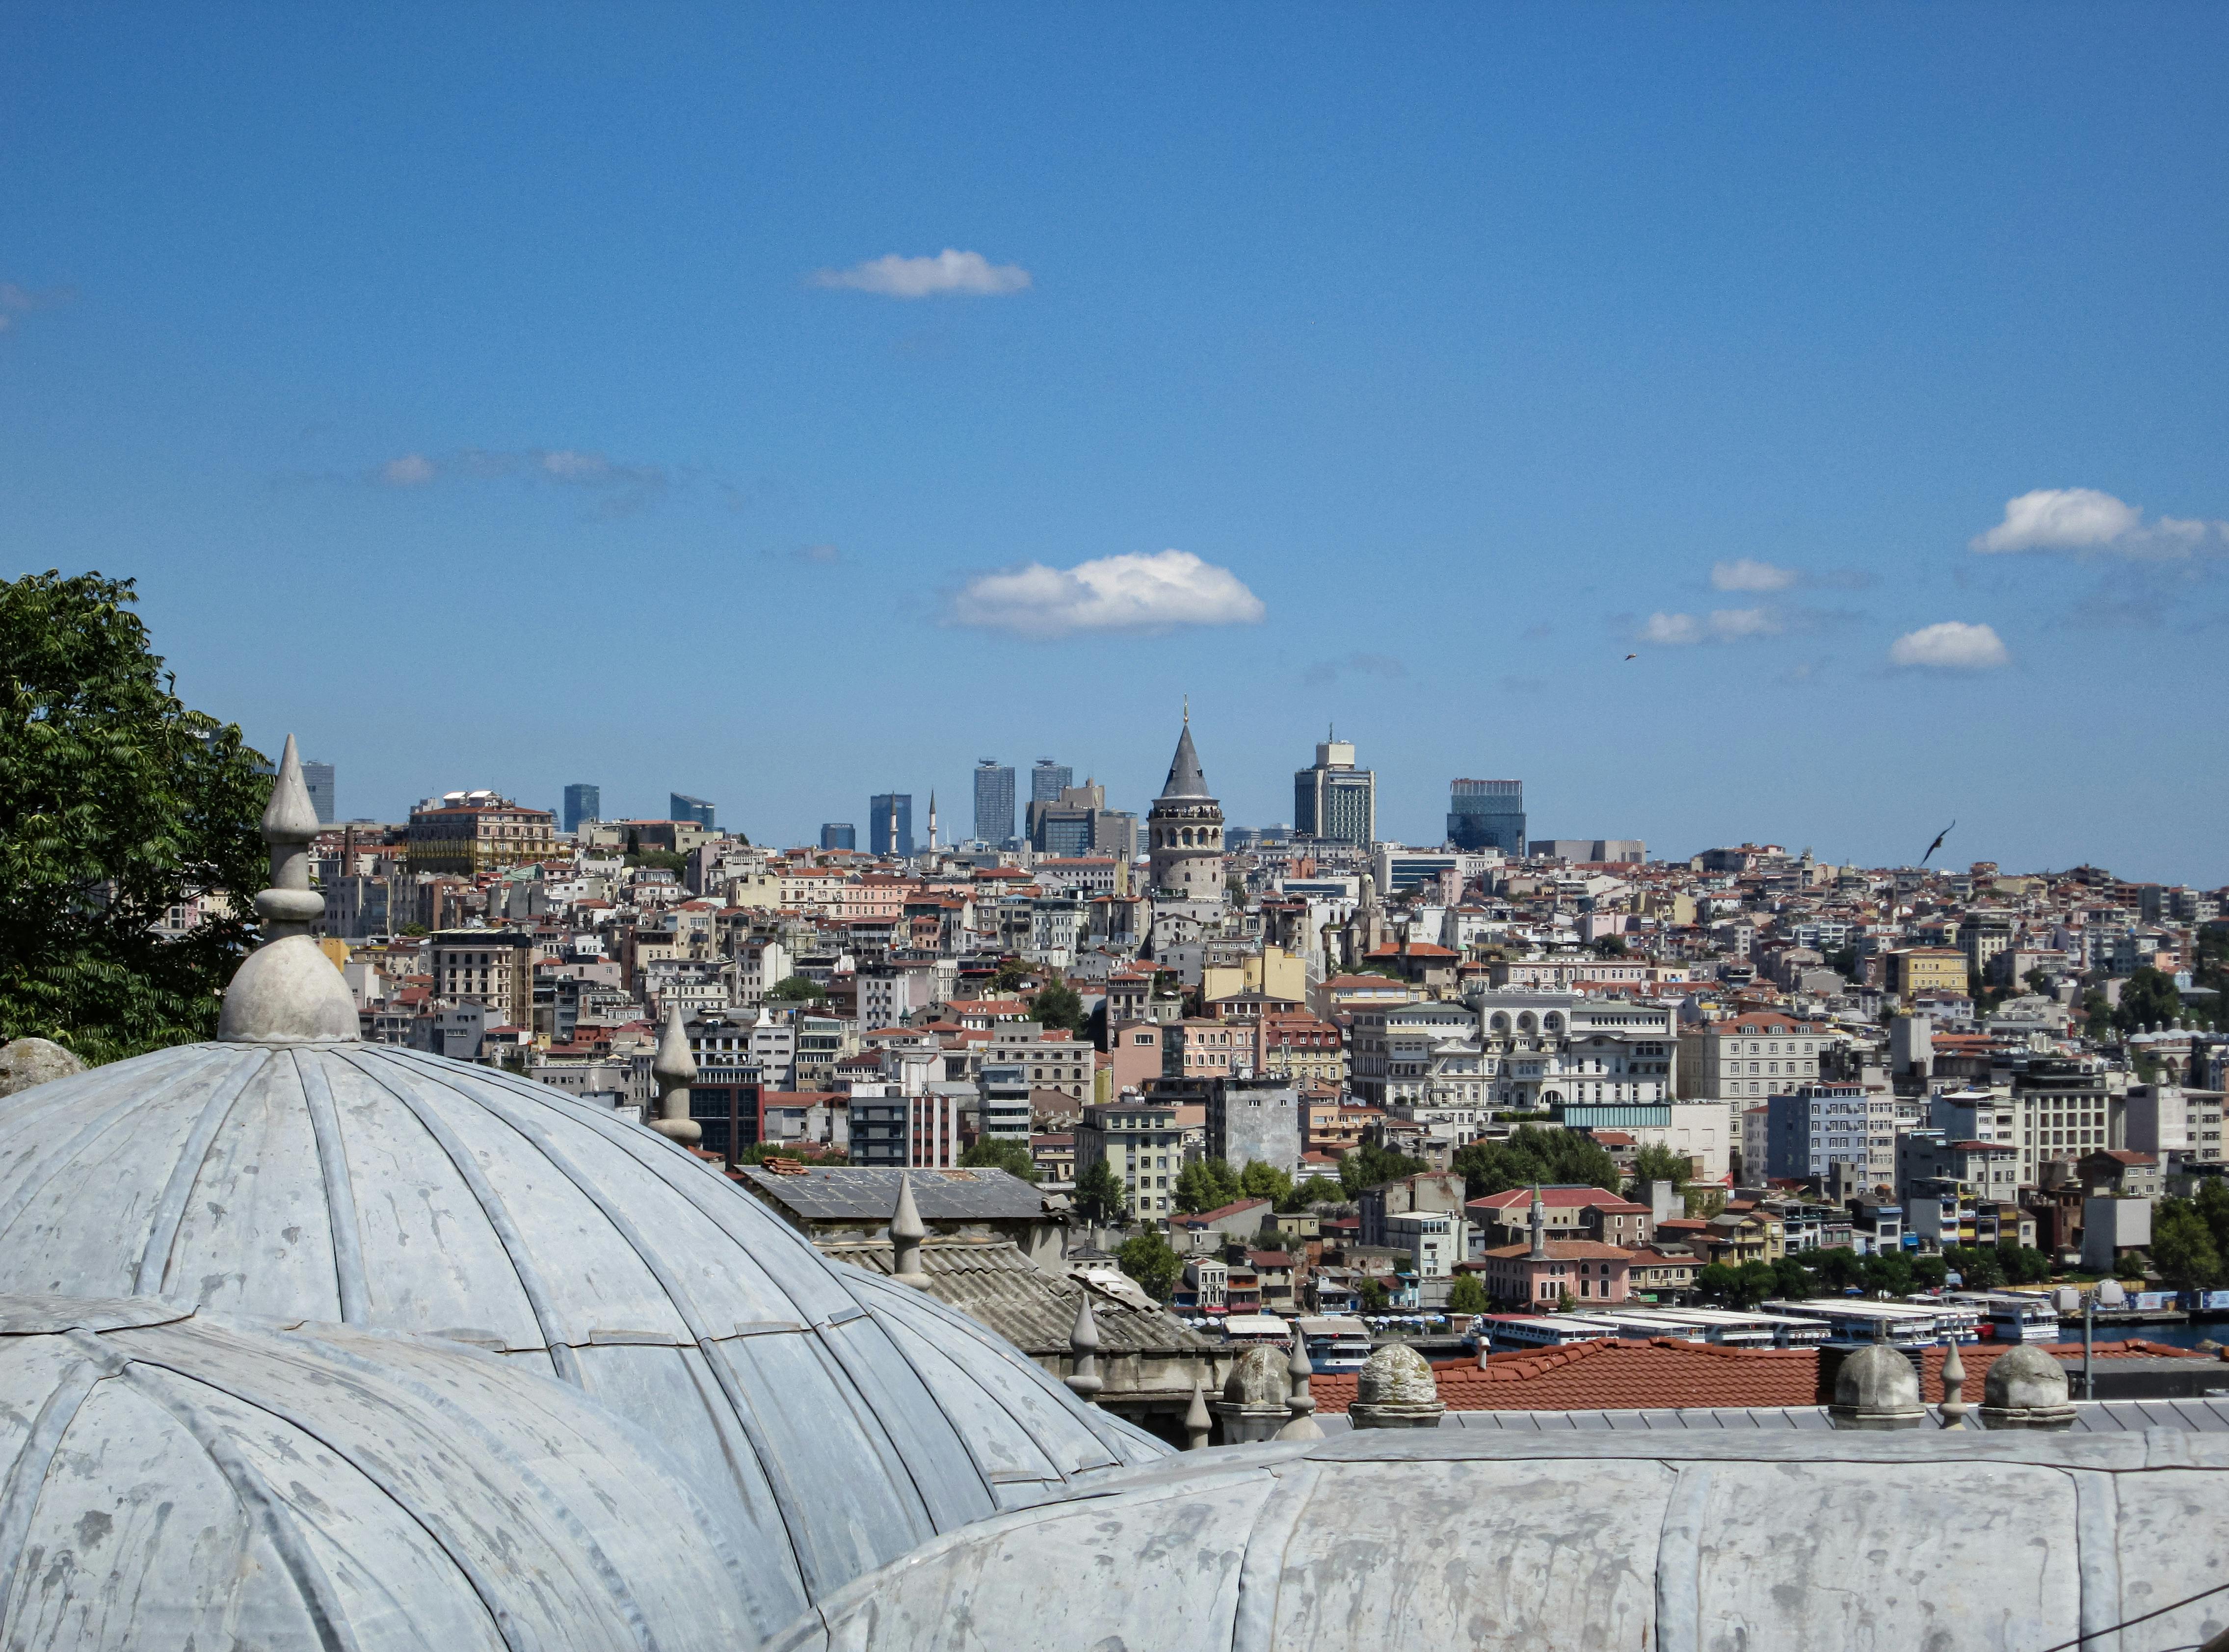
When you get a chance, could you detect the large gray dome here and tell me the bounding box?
[0,1292,767,1650]
[0,1040,1165,1622]
[769,1428,2229,1652]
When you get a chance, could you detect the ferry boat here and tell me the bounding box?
[1612,1306,1825,1347]
[1294,1316,1373,1373]
[1220,1313,1293,1349]
[1762,1298,1969,1346]
[1949,1292,2063,1343]
[1474,1313,1620,1352]
[1563,1310,1711,1342]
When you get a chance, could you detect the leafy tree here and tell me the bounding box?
[1115,1230,1181,1300]
[1629,1142,1690,1193]
[1030,976,1087,1035]
[2152,1198,2227,1289]
[1238,1160,1294,1205]
[1769,1257,1811,1300]
[1695,1263,1738,1306]
[1911,1255,1948,1291]
[1811,1246,1863,1290]
[2198,1181,2229,1257]
[399,922,427,937]
[1074,1159,1126,1223]
[0,570,272,1063]
[1358,1277,1390,1312]
[1338,1141,1431,1198]
[1591,934,1629,958]
[1860,1252,1913,1296]
[625,827,640,856]
[1174,1157,1243,1214]
[2023,968,2056,997]
[768,974,824,1002]
[629,848,686,873]
[1447,1273,1489,1315]
[734,1140,846,1167]
[958,1137,1040,1183]
[1280,1174,1344,1213]
[1453,1124,1619,1200]
[1556,1289,1577,1313]
[2113,967,2182,1037]
[1997,1243,2053,1285]
[1943,1244,2005,1289]
[989,957,1036,995]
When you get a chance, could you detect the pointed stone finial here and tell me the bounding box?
[1938,1337,1970,1430]
[890,1174,930,1288]
[1065,1294,1104,1404]
[1276,1331,1322,1441]
[648,1002,702,1145]
[1183,1372,1212,1450]
[218,735,360,1045]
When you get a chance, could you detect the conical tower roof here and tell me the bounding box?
[1159,714,1211,800]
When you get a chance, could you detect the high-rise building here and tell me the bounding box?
[1030,759,1072,805]
[562,783,601,834]
[973,760,1015,847]
[670,793,716,829]
[299,760,336,826]
[1448,778,1525,853]
[820,823,857,851]
[1146,712,1224,904]
[1027,779,1139,861]
[870,793,914,859]
[1293,733,1376,848]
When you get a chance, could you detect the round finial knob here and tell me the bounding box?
[217,734,360,1045]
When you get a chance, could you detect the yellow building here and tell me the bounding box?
[1885,946,1968,997]
[1200,945,1308,1008]
[406,792,558,876]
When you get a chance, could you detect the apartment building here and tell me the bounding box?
[428,930,537,1026]
[406,793,558,876]
[1077,1097,1181,1218]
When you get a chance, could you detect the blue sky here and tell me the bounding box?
[5,5,2226,881]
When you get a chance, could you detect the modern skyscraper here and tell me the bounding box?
[1448,779,1526,852]
[820,823,857,851]
[1030,759,1072,805]
[973,760,1015,847]
[1147,711,1225,905]
[562,783,601,834]
[301,761,336,826]
[1293,732,1376,848]
[871,793,914,858]
[670,793,716,829]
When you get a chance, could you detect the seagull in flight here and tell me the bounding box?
[1624,653,1638,661]
[1919,820,1955,865]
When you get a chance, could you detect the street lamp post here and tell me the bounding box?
[2055,1278,2127,1399]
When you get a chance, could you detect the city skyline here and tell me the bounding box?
[4,8,2225,882]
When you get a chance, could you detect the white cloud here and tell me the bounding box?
[1640,607,1782,645]
[812,249,1032,299]
[950,549,1264,638]
[379,453,437,486]
[1889,621,2009,670]
[1970,487,2220,558]
[0,281,75,334]
[1711,558,1797,592]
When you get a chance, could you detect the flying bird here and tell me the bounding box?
[1624,653,1638,661]
[1919,820,1955,865]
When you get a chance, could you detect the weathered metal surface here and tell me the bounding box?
[0,1041,1170,1621]
[0,1294,767,1650]
[766,1428,2229,1652]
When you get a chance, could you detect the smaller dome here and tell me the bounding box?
[1222,1344,1289,1407]
[1829,1343,1925,1430]
[1352,1344,1444,1431]
[0,1293,768,1649]
[1982,1344,2076,1430]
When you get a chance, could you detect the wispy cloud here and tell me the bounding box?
[1889,621,2009,670]
[1303,652,1407,688]
[812,249,1032,299]
[950,549,1263,638]
[1711,558,1798,592]
[1971,487,2225,559]
[369,446,669,516]
[0,282,75,334]
[1640,606,1783,645]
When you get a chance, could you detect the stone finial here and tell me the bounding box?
[1276,1334,1323,1441]
[890,1174,930,1288]
[1212,1345,1293,1444]
[648,1003,701,1146]
[217,734,361,1045]
[1183,1373,1212,1451]
[1351,1343,1445,1430]
[0,1038,84,1098]
[1829,1342,1926,1430]
[1937,1338,1970,1430]
[1979,1343,2077,1431]
[1064,1295,1104,1405]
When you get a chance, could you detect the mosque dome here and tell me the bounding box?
[764,1427,2229,1652]
[0,1292,767,1650]
[0,740,1166,1626]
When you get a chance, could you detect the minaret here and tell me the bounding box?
[888,790,900,861]
[1146,704,1224,906]
[927,790,939,853]
[1528,1185,1547,1260]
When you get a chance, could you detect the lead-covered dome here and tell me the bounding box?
[0,738,1166,1626]
[0,1293,767,1650]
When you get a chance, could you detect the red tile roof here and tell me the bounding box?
[1469,1186,1627,1212]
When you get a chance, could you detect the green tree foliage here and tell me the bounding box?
[1357,1276,1391,1312]
[1591,934,1629,958]
[1997,1243,2053,1285]
[1074,1159,1126,1222]
[1280,1174,1344,1213]
[2112,967,2183,1037]
[1810,1246,1863,1290]
[1239,1160,1294,1205]
[1861,1252,1914,1296]
[1629,1142,1690,1192]
[1115,1230,1181,1300]
[1174,1157,1243,1214]
[988,957,1037,995]
[2152,1197,2227,1289]
[1029,976,1087,1035]
[732,1141,847,1167]
[1769,1257,1811,1299]
[958,1137,1040,1183]
[628,848,686,873]
[767,975,824,1002]
[1447,1273,1490,1315]
[1941,1244,2006,1289]
[1911,1255,1948,1291]
[1697,1260,1780,1309]
[0,571,272,1063]
[1337,1141,1431,1198]
[1453,1125,1620,1200]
